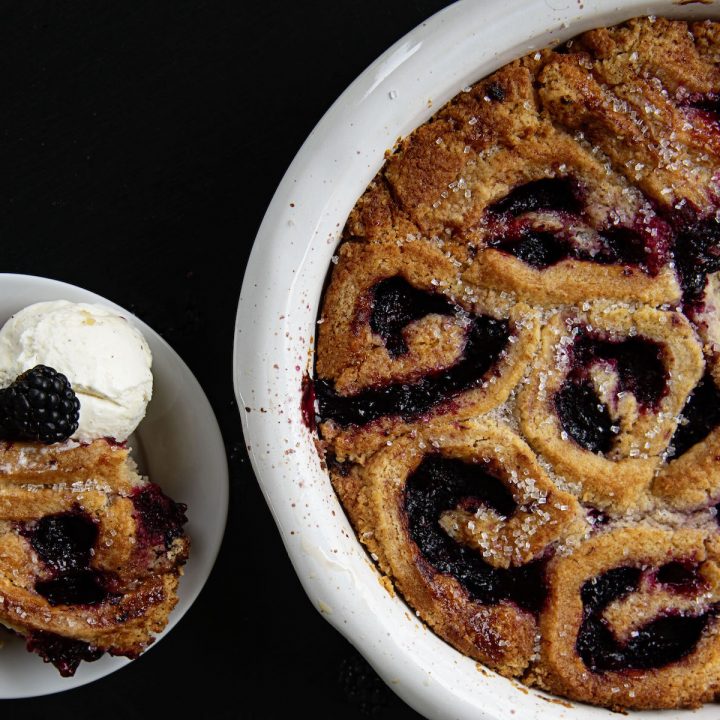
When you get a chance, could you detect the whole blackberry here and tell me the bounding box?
[0,365,80,443]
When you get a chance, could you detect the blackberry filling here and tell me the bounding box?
[681,92,720,126]
[25,511,97,571]
[555,333,667,452]
[655,561,702,592]
[487,176,583,217]
[579,613,710,673]
[577,566,714,672]
[131,484,188,550]
[600,223,669,275]
[669,373,720,458]
[571,334,666,408]
[673,214,720,302]
[488,223,661,273]
[316,315,511,427]
[556,379,613,454]
[369,276,456,357]
[22,510,113,606]
[301,373,316,431]
[488,229,570,269]
[582,566,640,612]
[26,631,103,677]
[485,174,669,274]
[418,456,517,518]
[35,571,109,606]
[405,455,545,612]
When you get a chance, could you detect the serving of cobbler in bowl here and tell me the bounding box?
[0,275,227,698]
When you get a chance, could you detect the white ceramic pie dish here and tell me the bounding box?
[0,274,229,698]
[234,1,720,718]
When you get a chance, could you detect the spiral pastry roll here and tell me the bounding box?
[315,238,539,462]
[532,527,720,709]
[337,418,581,675]
[518,303,703,513]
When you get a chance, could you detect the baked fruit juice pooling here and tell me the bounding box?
[312,17,720,710]
[0,300,188,676]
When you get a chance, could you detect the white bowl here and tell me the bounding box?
[234,2,720,718]
[0,273,228,698]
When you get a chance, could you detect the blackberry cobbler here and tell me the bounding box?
[311,17,720,710]
[0,365,188,676]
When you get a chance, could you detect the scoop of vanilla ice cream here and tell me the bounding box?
[0,300,153,442]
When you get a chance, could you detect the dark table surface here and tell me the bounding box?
[1,1,456,717]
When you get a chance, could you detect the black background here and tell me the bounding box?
[1,1,456,718]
